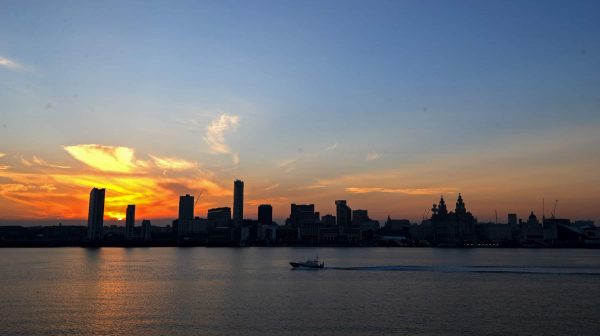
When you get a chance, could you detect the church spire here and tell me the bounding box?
[455,193,466,214]
[437,195,448,215]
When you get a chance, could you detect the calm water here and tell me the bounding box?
[1,248,599,335]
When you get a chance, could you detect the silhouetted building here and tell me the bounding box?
[87,188,105,241]
[125,204,135,240]
[141,219,152,241]
[178,194,194,221]
[257,206,277,243]
[508,213,519,240]
[321,214,336,226]
[233,180,244,228]
[520,211,544,245]
[207,207,231,227]
[430,194,476,246]
[476,222,511,243]
[335,200,351,228]
[573,220,595,228]
[287,204,318,228]
[352,209,370,225]
[384,217,411,236]
[258,204,273,225]
[508,214,518,226]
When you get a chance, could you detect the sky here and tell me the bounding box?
[1,0,599,225]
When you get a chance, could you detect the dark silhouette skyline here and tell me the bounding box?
[1,180,597,248]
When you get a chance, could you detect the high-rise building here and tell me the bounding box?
[258,204,273,225]
[352,209,370,225]
[87,188,105,241]
[288,204,317,227]
[125,204,135,240]
[141,219,152,241]
[335,200,351,227]
[208,207,232,227]
[178,194,194,221]
[233,180,244,227]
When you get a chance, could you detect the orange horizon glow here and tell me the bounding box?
[1,141,599,224]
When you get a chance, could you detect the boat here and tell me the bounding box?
[290,257,324,269]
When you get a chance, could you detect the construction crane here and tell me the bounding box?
[551,200,558,219]
[194,190,204,213]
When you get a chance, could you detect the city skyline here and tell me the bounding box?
[1,1,600,224]
[4,183,596,248]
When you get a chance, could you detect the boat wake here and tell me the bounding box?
[325,265,600,275]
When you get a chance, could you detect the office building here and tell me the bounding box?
[288,204,318,227]
[208,207,232,227]
[258,204,273,225]
[141,219,152,241]
[86,188,105,241]
[233,180,244,227]
[178,194,194,221]
[335,200,351,227]
[125,204,135,240]
[352,209,370,225]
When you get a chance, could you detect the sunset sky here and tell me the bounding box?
[1,0,599,225]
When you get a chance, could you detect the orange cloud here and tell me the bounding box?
[0,144,234,220]
[21,156,71,169]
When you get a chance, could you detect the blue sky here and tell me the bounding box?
[1,0,599,223]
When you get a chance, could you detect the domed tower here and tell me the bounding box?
[455,193,467,215]
[527,211,538,225]
[437,196,448,216]
[431,203,438,216]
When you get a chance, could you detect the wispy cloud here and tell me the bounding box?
[203,113,240,164]
[264,183,279,191]
[325,142,338,151]
[345,187,455,195]
[150,155,198,171]
[0,56,24,71]
[289,183,329,191]
[0,165,9,170]
[21,156,71,169]
[0,152,6,159]
[232,153,240,165]
[63,144,146,173]
[277,159,297,173]
[366,151,380,161]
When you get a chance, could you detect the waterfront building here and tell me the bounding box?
[258,204,273,225]
[430,194,477,246]
[125,204,135,240]
[86,188,105,241]
[352,209,370,225]
[335,200,351,228]
[520,211,544,245]
[141,219,152,241]
[233,180,244,228]
[207,207,232,227]
[178,194,194,221]
[287,204,318,228]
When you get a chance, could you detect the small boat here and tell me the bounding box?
[290,257,324,269]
